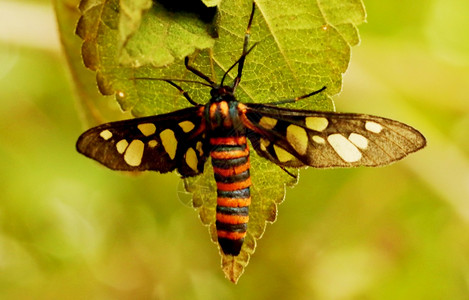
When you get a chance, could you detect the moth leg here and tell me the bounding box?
[279,166,298,179]
[184,57,216,86]
[163,80,200,106]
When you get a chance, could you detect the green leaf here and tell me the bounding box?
[70,0,365,283]
[54,0,119,126]
[119,2,216,67]
[118,0,153,55]
[202,0,221,7]
[77,0,216,70]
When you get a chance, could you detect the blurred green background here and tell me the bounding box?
[1,0,469,299]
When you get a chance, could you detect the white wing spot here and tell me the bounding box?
[138,123,156,136]
[196,141,203,155]
[124,140,145,166]
[178,121,195,133]
[327,134,362,163]
[348,133,368,149]
[185,148,198,171]
[286,125,308,155]
[260,138,270,151]
[305,117,328,132]
[116,139,129,154]
[259,117,277,129]
[312,135,326,144]
[99,130,112,140]
[160,129,177,160]
[148,140,158,148]
[365,121,383,133]
[274,145,295,162]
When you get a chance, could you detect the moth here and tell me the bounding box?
[77,4,426,256]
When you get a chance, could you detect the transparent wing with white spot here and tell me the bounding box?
[76,106,209,177]
[243,104,426,168]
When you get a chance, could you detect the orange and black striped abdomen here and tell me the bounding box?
[210,136,251,256]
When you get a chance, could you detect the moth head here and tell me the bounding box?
[210,85,235,102]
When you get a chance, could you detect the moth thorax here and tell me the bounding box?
[208,101,243,132]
